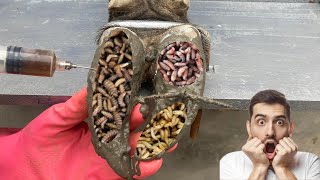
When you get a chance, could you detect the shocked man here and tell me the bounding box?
[220,89,320,180]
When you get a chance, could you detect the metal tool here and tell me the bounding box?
[0,45,94,77]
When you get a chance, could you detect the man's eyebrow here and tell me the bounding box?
[254,114,266,119]
[274,115,287,120]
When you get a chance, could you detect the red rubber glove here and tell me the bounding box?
[0,87,176,180]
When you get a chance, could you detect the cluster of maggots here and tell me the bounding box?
[137,102,186,160]
[92,31,133,143]
[158,41,204,86]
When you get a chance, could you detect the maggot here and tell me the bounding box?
[107,99,117,112]
[177,66,188,77]
[101,119,108,129]
[122,69,132,82]
[98,70,105,84]
[114,66,124,78]
[166,47,175,55]
[128,69,133,76]
[101,129,118,143]
[196,59,204,72]
[118,84,125,93]
[159,62,170,71]
[103,80,118,97]
[114,46,120,54]
[186,76,196,85]
[108,74,119,82]
[104,41,114,48]
[174,62,187,67]
[114,78,126,87]
[163,60,175,70]
[171,70,177,82]
[120,44,126,54]
[106,122,117,129]
[104,48,114,54]
[118,53,125,64]
[175,51,185,62]
[106,54,118,63]
[171,116,180,127]
[92,99,97,107]
[108,61,117,69]
[101,110,113,120]
[110,96,119,109]
[93,94,103,116]
[138,141,153,149]
[165,43,176,51]
[121,36,128,44]
[186,51,191,62]
[113,111,122,129]
[151,146,162,154]
[124,94,130,106]
[182,70,188,80]
[124,53,132,61]
[103,100,108,111]
[161,72,170,82]
[187,68,193,78]
[184,47,191,54]
[172,128,182,136]
[141,151,150,159]
[114,37,122,47]
[95,116,107,126]
[150,127,158,140]
[92,81,97,92]
[119,112,126,117]
[163,109,172,119]
[118,92,127,108]
[97,87,110,98]
[160,49,166,55]
[99,59,108,67]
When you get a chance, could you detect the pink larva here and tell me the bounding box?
[159,62,171,71]
[187,68,193,78]
[171,70,177,82]
[176,51,185,62]
[174,62,187,67]
[166,43,176,50]
[177,66,188,77]
[186,76,196,85]
[196,59,204,72]
[160,49,166,55]
[191,49,196,60]
[166,47,176,55]
[186,52,190,62]
[182,70,188,80]
[176,81,187,86]
[163,60,175,70]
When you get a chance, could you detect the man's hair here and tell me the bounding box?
[248,89,290,120]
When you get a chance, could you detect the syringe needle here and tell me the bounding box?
[57,60,96,71]
[74,65,96,71]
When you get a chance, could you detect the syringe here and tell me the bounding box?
[0,45,94,77]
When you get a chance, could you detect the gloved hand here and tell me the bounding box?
[0,87,176,180]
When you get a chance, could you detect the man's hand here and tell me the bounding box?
[272,137,298,168]
[242,136,269,180]
[242,137,270,169]
[272,137,298,180]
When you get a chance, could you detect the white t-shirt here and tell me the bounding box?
[220,151,320,180]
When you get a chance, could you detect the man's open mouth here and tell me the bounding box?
[265,141,276,160]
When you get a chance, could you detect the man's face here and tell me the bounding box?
[247,103,294,161]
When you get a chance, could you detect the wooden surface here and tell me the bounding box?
[0,0,319,109]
